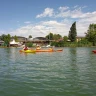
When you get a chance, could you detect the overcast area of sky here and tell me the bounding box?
[0,0,96,38]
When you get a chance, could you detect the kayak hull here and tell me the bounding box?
[19,50,36,53]
[55,49,63,52]
[19,49,63,53]
[36,49,54,52]
[36,49,63,52]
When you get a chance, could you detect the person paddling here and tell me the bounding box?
[36,46,41,50]
[23,45,29,50]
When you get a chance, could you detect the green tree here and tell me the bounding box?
[1,34,11,47]
[29,35,32,38]
[68,21,77,42]
[5,34,11,47]
[53,34,62,40]
[0,34,5,41]
[78,38,92,47]
[86,24,96,46]
[14,35,18,42]
[26,42,33,47]
[63,36,68,42]
[46,32,54,40]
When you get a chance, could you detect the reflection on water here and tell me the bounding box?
[0,47,96,96]
[69,48,77,65]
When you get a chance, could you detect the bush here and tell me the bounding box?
[26,42,33,47]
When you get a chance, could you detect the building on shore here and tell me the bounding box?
[0,40,4,46]
[10,39,22,47]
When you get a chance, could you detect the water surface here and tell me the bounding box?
[0,47,96,96]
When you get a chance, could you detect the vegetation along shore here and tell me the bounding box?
[0,22,96,48]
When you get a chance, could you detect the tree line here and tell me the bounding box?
[0,22,96,47]
[46,22,96,47]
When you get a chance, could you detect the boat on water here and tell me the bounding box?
[19,48,63,53]
[92,50,96,53]
[36,49,54,52]
[19,49,36,53]
[41,45,54,48]
[35,48,63,52]
[55,49,63,52]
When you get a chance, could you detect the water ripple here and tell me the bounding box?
[0,47,96,96]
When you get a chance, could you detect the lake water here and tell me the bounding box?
[0,47,96,96]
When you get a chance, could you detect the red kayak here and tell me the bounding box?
[92,50,96,53]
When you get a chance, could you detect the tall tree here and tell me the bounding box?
[86,24,96,46]
[68,22,77,42]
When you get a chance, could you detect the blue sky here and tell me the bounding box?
[0,0,96,38]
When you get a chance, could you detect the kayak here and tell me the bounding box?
[35,49,63,52]
[19,49,63,53]
[92,50,96,53]
[55,49,63,52]
[36,49,54,52]
[19,49,36,53]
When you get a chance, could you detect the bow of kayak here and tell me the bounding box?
[19,49,36,53]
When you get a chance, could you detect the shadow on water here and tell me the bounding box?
[69,48,77,64]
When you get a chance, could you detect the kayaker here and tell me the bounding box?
[36,46,41,50]
[23,46,29,50]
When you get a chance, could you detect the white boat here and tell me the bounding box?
[42,45,55,48]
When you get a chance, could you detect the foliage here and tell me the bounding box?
[14,35,18,42]
[0,34,11,47]
[78,38,92,47]
[53,34,62,40]
[86,24,96,46]
[0,34,6,40]
[51,41,64,47]
[29,35,32,38]
[68,22,77,42]
[63,36,68,42]
[26,42,33,47]
[51,38,92,47]
[46,33,54,40]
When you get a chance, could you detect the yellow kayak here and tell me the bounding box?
[19,49,36,53]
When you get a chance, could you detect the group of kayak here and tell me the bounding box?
[19,46,96,54]
[19,46,63,53]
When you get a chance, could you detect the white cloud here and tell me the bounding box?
[76,12,96,36]
[0,31,7,35]
[2,6,96,38]
[59,6,69,11]
[56,7,85,18]
[36,8,54,18]
[73,5,79,8]
[9,20,71,38]
[36,6,89,19]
